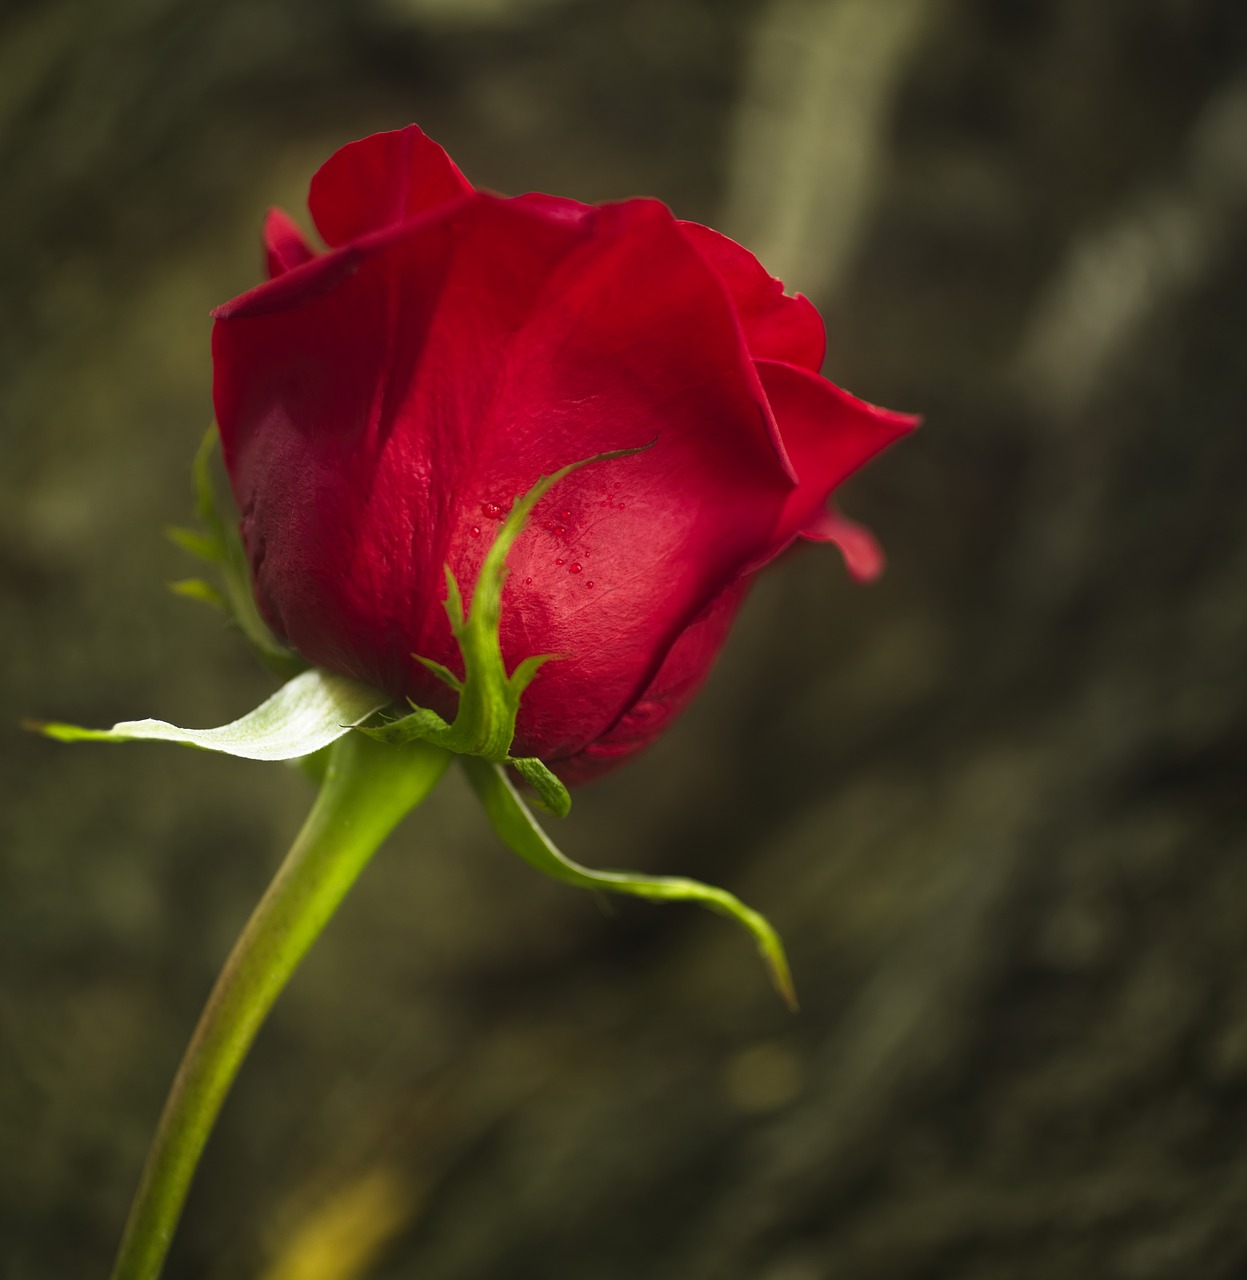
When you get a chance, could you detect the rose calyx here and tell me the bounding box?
[362,445,652,816]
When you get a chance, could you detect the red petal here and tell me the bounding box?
[801,505,886,583]
[756,359,918,558]
[307,124,473,247]
[680,221,826,371]
[554,581,748,784]
[262,208,315,278]
[213,194,796,760]
[510,191,595,227]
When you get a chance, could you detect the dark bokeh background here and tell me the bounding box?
[4,1,1247,1277]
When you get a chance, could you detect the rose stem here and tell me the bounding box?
[109,732,450,1280]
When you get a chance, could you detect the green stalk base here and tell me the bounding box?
[110,733,449,1280]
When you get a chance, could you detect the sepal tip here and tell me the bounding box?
[464,758,797,1009]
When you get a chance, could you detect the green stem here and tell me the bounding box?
[109,733,451,1280]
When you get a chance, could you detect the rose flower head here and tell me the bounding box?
[211,126,916,784]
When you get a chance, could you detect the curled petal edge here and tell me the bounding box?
[801,506,887,583]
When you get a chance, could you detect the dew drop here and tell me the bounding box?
[555,558,564,566]
[481,501,506,521]
[587,581,595,588]
[560,510,571,520]
[544,520,556,531]
[569,562,582,574]
[524,577,532,585]
[470,526,481,537]
[554,526,566,537]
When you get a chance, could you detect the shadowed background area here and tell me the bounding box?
[3,1,1246,1277]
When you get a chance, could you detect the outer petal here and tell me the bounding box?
[445,198,799,758]
[554,581,749,784]
[213,195,797,760]
[307,125,473,247]
[680,221,826,371]
[756,359,919,559]
[262,208,315,278]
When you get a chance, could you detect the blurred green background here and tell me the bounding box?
[3,1,1247,1276]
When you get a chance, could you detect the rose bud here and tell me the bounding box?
[211,126,915,784]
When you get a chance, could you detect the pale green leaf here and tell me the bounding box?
[32,669,390,762]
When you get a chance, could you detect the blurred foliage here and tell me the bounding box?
[2,1,1246,1277]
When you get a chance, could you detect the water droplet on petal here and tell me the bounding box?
[587,581,595,588]
[470,526,481,537]
[554,526,566,537]
[569,563,582,574]
[560,510,571,520]
[482,501,506,521]
[555,558,564,566]
[524,577,532,585]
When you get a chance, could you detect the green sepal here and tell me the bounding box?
[361,443,651,807]
[415,656,463,694]
[28,669,390,762]
[509,654,556,700]
[462,757,798,1010]
[168,425,305,680]
[168,578,226,610]
[365,705,454,746]
[418,448,647,761]
[510,757,572,818]
[166,528,222,564]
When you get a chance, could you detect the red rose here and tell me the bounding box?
[212,126,915,782]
